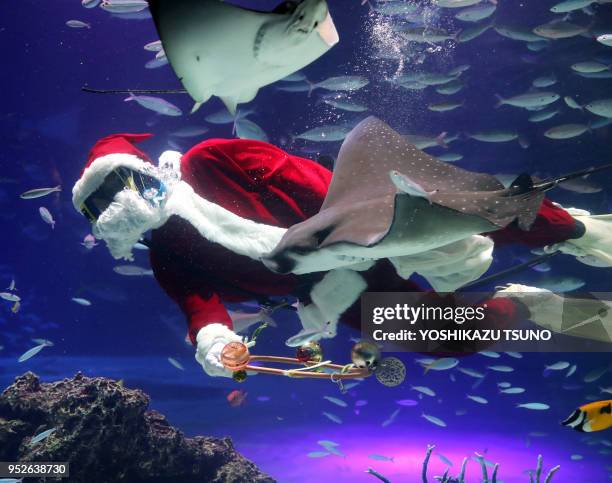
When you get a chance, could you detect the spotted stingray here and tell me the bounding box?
[263,116,612,275]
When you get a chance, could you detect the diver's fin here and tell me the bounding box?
[82,87,187,95]
[533,163,612,192]
[509,173,534,193]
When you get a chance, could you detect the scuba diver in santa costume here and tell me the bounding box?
[72,117,612,378]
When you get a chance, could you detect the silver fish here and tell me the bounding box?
[20,186,61,199]
[0,292,21,302]
[422,413,447,427]
[167,357,185,370]
[124,94,182,116]
[18,343,48,362]
[100,0,149,13]
[322,411,343,424]
[66,20,91,29]
[294,125,351,142]
[30,427,57,445]
[517,402,550,410]
[71,297,92,306]
[39,207,55,229]
[113,265,154,276]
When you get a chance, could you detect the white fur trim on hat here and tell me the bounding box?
[72,153,151,211]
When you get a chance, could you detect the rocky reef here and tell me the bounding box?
[0,372,275,483]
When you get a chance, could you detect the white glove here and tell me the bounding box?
[195,323,244,378]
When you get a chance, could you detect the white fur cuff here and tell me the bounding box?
[311,269,367,323]
[195,323,243,377]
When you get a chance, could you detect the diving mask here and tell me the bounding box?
[80,166,166,223]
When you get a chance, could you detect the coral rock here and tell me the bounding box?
[0,372,275,482]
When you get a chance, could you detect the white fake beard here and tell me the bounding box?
[93,188,166,261]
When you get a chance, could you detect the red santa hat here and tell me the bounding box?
[72,133,155,211]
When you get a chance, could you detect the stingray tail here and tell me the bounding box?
[82,87,187,95]
[531,163,612,193]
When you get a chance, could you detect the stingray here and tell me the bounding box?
[145,0,339,114]
[263,116,612,275]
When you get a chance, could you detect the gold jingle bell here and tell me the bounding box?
[351,341,381,371]
[296,341,323,363]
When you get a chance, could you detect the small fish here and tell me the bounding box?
[229,307,276,334]
[411,385,436,397]
[18,343,48,362]
[467,395,489,404]
[133,242,149,250]
[20,186,61,199]
[517,403,550,410]
[30,427,57,445]
[570,454,583,461]
[308,451,330,458]
[382,408,401,427]
[505,351,523,359]
[600,387,612,395]
[81,234,98,250]
[113,265,154,276]
[562,400,612,432]
[318,440,340,449]
[571,62,611,74]
[455,4,496,22]
[71,297,92,306]
[546,361,571,371]
[498,382,512,388]
[585,99,612,118]
[368,454,394,462]
[227,389,247,407]
[488,365,514,373]
[544,124,589,140]
[39,207,55,229]
[294,125,351,142]
[0,292,20,302]
[396,399,418,407]
[529,109,559,123]
[170,125,209,138]
[584,366,608,383]
[533,20,589,39]
[437,453,454,466]
[82,0,101,7]
[124,94,182,116]
[500,387,526,394]
[389,170,437,201]
[422,413,447,427]
[551,0,595,13]
[356,400,368,407]
[479,351,500,358]
[457,367,485,378]
[322,411,343,424]
[311,76,369,93]
[495,91,560,109]
[204,108,253,124]
[423,357,459,373]
[167,357,185,371]
[66,20,91,29]
[143,40,163,52]
[100,0,149,13]
[566,364,577,377]
[235,118,269,143]
[495,24,543,42]
[469,131,518,143]
[537,275,585,292]
[597,34,612,47]
[324,396,348,408]
[428,101,464,112]
[437,153,463,162]
[322,97,369,112]
[532,74,557,88]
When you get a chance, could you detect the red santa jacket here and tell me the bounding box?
[144,137,580,345]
